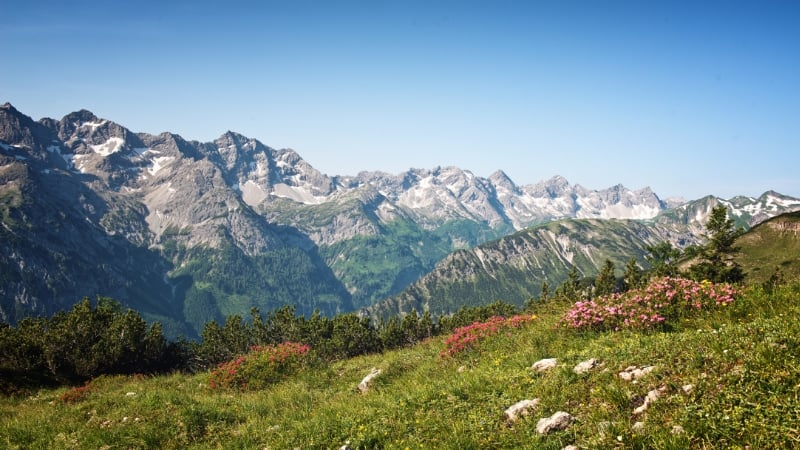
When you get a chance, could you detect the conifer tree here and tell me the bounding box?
[539,281,550,301]
[594,259,617,296]
[689,205,745,283]
[645,241,681,277]
[556,266,582,300]
[623,258,643,291]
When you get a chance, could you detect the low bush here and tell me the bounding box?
[209,342,311,391]
[440,314,537,357]
[57,384,92,404]
[561,276,739,331]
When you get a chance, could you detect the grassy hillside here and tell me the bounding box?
[736,211,800,285]
[3,280,799,449]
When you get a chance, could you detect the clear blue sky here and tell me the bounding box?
[2,0,798,200]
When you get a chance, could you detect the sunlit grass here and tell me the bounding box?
[2,282,800,449]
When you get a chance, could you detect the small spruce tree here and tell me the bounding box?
[689,205,745,283]
[594,259,617,297]
[645,241,681,277]
[623,257,643,291]
[556,266,582,300]
[539,281,550,302]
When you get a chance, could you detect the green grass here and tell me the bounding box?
[3,283,800,449]
[736,212,800,285]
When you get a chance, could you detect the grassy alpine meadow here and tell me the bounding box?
[2,281,800,449]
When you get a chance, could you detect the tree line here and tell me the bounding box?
[0,294,521,392]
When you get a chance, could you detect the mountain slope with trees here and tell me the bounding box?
[370,218,686,318]
[2,102,799,336]
[374,207,793,319]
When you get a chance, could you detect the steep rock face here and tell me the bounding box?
[0,140,173,326]
[0,105,351,337]
[210,131,337,207]
[260,186,396,246]
[41,111,288,257]
[0,103,59,152]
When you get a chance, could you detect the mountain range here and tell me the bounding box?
[2,102,799,337]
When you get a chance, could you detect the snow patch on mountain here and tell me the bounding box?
[272,183,325,204]
[5,104,798,253]
[81,120,107,130]
[147,156,174,176]
[91,137,125,156]
[73,154,90,172]
[241,180,268,206]
[596,204,662,219]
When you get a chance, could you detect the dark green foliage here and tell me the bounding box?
[187,299,519,372]
[176,243,352,337]
[623,257,644,291]
[0,297,179,386]
[555,265,583,301]
[191,306,382,370]
[399,310,436,345]
[320,219,497,309]
[682,244,701,258]
[539,281,550,301]
[689,205,745,283]
[192,315,254,369]
[593,259,617,297]
[645,241,682,277]
[189,300,518,372]
[330,314,381,358]
[378,317,406,350]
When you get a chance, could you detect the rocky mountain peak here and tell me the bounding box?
[3,102,800,338]
[0,103,56,151]
[212,131,259,173]
[535,175,572,197]
[62,108,100,124]
[488,170,516,189]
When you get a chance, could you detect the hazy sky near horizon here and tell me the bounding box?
[2,0,798,200]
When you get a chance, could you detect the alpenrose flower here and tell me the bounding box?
[561,277,739,332]
[440,314,538,358]
[209,341,311,390]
